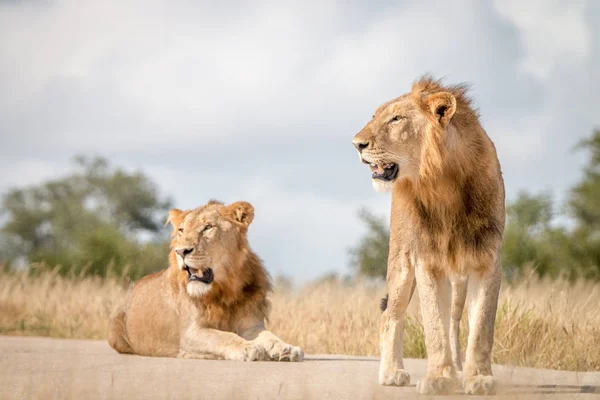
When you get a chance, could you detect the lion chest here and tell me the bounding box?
[199,309,236,331]
[392,196,502,274]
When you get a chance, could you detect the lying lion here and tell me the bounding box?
[353,76,505,395]
[108,200,304,362]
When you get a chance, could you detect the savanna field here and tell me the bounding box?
[1,266,599,372]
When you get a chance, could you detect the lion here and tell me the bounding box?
[108,200,304,362]
[352,76,505,395]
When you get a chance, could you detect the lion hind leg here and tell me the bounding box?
[108,311,134,354]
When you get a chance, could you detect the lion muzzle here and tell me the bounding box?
[185,266,214,284]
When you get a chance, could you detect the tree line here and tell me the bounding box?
[0,157,171,279]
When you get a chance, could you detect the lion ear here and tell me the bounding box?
[223,201,255,228]
[165,208,188,231]
[426,92,456,128]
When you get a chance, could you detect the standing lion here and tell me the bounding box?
[352,76,505,395]
[108,200,303,362]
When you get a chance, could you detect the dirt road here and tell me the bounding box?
[1,336,598,399]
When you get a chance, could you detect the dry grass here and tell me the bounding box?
[1,268,599,371]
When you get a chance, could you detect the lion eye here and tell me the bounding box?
[202,224,214,233]
[389,115,404,124]
[178,227,184,234]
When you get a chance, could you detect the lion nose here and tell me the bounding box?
[353,140,369,152]
[176,247,193,258]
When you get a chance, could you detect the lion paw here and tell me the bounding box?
[463,375,499,395]
[416,376,459,395]
[267,342,304,362]
[229,342,268,362]
[378,368,410,386]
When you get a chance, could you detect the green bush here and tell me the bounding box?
[0,156,171,278]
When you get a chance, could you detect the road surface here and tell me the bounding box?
[1,336,599,399]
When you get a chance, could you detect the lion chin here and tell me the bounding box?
[372,179,395,192]
[186,281,212,297]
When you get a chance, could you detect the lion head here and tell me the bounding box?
[166,200,257,298]
[352,76,477,192]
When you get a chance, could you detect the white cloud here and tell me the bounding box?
[493,0,591,80]
[490,114,550,163]
[1,0,351,150]
[0,159,70,192]
[1,0,514,154]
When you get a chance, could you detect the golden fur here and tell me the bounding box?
[353,76,505,395]
[108,200,303,362]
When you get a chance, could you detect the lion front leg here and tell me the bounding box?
[239,322,304,362]
[462,258,502,395]
[415,262,459,395]
[179,324,268,362]
[379,257,415,387]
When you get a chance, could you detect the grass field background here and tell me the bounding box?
[1,267,599,371]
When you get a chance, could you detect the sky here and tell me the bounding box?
[1,0,599,281]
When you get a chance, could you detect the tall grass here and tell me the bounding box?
[1,267,599,371]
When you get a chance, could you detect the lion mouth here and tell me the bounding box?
[185,266,214,284]
[367,162,399,181]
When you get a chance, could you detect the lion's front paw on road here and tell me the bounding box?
[267,342,304,362]
[228,342,268,362]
